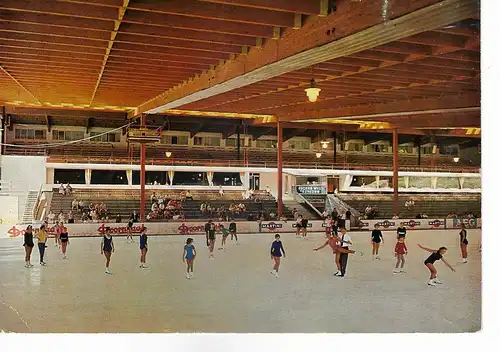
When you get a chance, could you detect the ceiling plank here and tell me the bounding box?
[198,0,322,15]
[131,0,478,116]
[0,64,41,104]
[90,0,129,106]
[278,93,480,121]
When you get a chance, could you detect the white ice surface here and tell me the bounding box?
[0,230,481,333]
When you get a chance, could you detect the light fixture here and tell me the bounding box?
[305,79,321,102]
[321,140,329,149]
[165,151,172,158]
[453,157,460,163]
[316,152,322,158]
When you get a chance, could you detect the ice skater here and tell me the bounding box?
[229,219,238,244]
[397,222,406,239]
[183,238,196,279]
[336,227,354,278]
[23,225,35,268]
[36,224,49,266]
[126,218,134,243]
[295,214,302,238]
[371,224,384,259]
[393,236,408,273]
[139,227,149,269]
[314,233,356,276]
[204,220,212,247]
[59,226,69,259]
[270,234,285,278]
[218,224,229,250]
[301,216,309,239]
[55,221,62,248]
[101,227,114,274]
[459,224,468,263]
[324,215,334,238]
[208,222,216,258]
[418,244,455,286]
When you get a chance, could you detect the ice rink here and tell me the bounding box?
[0,229,481,333]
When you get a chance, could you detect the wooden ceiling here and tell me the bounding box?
[0,0,480,135]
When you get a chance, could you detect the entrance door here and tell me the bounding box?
[249,173,260,190]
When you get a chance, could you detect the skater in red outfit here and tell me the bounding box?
[314,233,356,276]
[393,236,408,273]
[418,244,455,286]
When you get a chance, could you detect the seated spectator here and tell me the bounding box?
[266,185,271,194]
[58,211,65,223]
[185,190,193,200]
[219,186,224,198]
[279,215,287,222]
[65,182,73,196]
[150,192,158,203]
[151,202,158,212]
[59,184,65,195]
[71,199,78,210]
[116,214,122,223]
[68,210,75,224]
[392,214,399,220]
[78,200,84,211]
[200,202,206,214]
[269,211,276,220]
[131,211,139,222]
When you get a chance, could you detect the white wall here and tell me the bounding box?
[0,196,19,224]
[259,172,279,198]
[1,155,46,221]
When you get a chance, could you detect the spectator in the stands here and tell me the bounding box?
[345,209,352,230]
[59,184,65,195]
[292,208,299,220]
[67,210,75,224]
[200,202,207,214]
[279,214,287,222]
[151,192,157,204]
[238,203,246,213]
[78,200,84,212]
[219,185,224,198]
[392,214,399,219]
[321,210,328,219]
[116,214,122,223]
[151,202,158,212]
[58,211,65,223]
[65,182,73,196]
[265,185,271,194]
[132,211,139,223]
[71,199,78,211]
[269,211,276,220]
[185,190,193,200]
[47,210,56,224]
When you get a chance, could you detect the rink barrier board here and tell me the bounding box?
[1,218,481,239]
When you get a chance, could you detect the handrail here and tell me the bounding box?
[292,190,324,219]
[32,183,43,220]
[45,156,480,173]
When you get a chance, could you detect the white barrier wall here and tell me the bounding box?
[1,218,481,239]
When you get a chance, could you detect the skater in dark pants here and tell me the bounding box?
[337,227,353,278]
[36,224,49,266]
[204,220,212,247]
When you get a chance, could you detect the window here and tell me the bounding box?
[368,144,389,153]
[193,136,221,146]
[161,135,189,145]
[422,146,434,155]
[53,130,84,141]
[89,132,120,143]
[226,138,245,147]
[289,140,310,150]
[348,143,363,152]
[256,140,276,149]
[399,146,414,154]
[15,128,46,140]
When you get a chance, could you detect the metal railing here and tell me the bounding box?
[45,156,480,173]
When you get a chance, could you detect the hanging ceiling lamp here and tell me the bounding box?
[321,140,329,149]
[453,157,460,163]
[305,79,321,102]
[165,151,172,158]
[316,152,322,158]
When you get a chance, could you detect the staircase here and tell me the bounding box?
[283,200,320,219]
[22,191,39,224]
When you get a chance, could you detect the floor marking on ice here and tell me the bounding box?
[0,296,31,332]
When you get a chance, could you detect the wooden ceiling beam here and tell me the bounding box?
[0,64,41,104]
[132,0,478,116]
[198,0,322,15]
[0,0,119,21]
[189,123,205,138]
[127,0,296,28]
[278,93,480,122]
[122,10,276,38]
[4,106,127,119]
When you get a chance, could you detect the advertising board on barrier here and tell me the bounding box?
[446,218,481,229]
[1,218,481,239]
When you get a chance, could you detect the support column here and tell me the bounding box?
[392,129,399,217]
[140,114,147,222]
[277,121,284,217]
[236,125,241,161]
[416,136,421,166]
[333,131,337,164]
